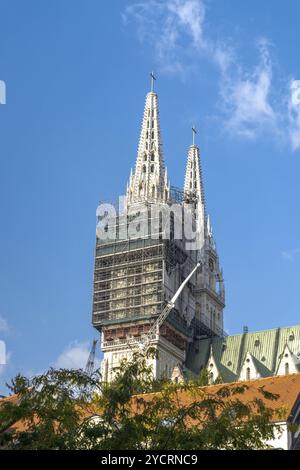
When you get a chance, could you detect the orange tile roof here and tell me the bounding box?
[1,373,300,434]
[132,373,300,423]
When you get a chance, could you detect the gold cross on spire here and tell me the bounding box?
[150,71,156,92]
[192,126,197,145]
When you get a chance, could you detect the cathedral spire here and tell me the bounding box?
[184,128,206,210]
[126,73,169,205]
[183,128,206,251]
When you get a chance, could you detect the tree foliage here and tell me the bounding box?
[0,352,281,450]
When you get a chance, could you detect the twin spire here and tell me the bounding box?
[126,73,169,205]
[126,73,211,240]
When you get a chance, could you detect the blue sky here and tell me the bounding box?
[1,0,300,393]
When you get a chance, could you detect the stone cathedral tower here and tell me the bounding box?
[92,78,225,382]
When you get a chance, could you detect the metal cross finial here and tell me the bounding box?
[192,126,197,145]
[150,71,156,92]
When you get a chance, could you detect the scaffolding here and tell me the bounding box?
[92,189,196,338]
[92,186,223,342]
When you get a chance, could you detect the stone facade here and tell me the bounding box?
[92,82,225,382]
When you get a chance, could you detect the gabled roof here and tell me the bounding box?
[186,324,300,382]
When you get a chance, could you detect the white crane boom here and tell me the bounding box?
[138,262,201,352]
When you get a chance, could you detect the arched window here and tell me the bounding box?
[145,142,148,150]
[151,131,154,139]
[152,185,155,198]
[142,165,146,173]
[209,372,214,383]
[144,153,147,160]
[285,362,289,375]
[151,153,155,161]
[139,183,143,196]
[246,367,251,380]
[150,164,154,173]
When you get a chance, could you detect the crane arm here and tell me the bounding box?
[140,262,201,351]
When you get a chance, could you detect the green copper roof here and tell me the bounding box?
[186,324,300,383]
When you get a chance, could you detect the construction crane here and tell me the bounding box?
[85,339,98,375]
[135,262,202,353]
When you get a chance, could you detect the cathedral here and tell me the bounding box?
[92,77,300,384]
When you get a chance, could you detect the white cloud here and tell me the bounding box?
[281,248,300,261]
[221,41,277,139]
[124,0,300,151]
[288,80,300,151]
[123,0,208,76]
[53,341,92,370]
[0,315,8,333]
[167,0,206,47]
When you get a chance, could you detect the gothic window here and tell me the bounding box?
[151,131,154,139]
[209,372,214,383]
[138,183,143,196]
[152,185,155,198]
[151,142,155,149]
[246,367,251,380]
[152,120,154,128]
[150,164,154,173]
[147,120,149,128]
[145,142,148,150]
[142,165,146,173]
[194,182,197,188]
[151,153,155,161]
[285,362,289,375]
[144,153,147,160]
